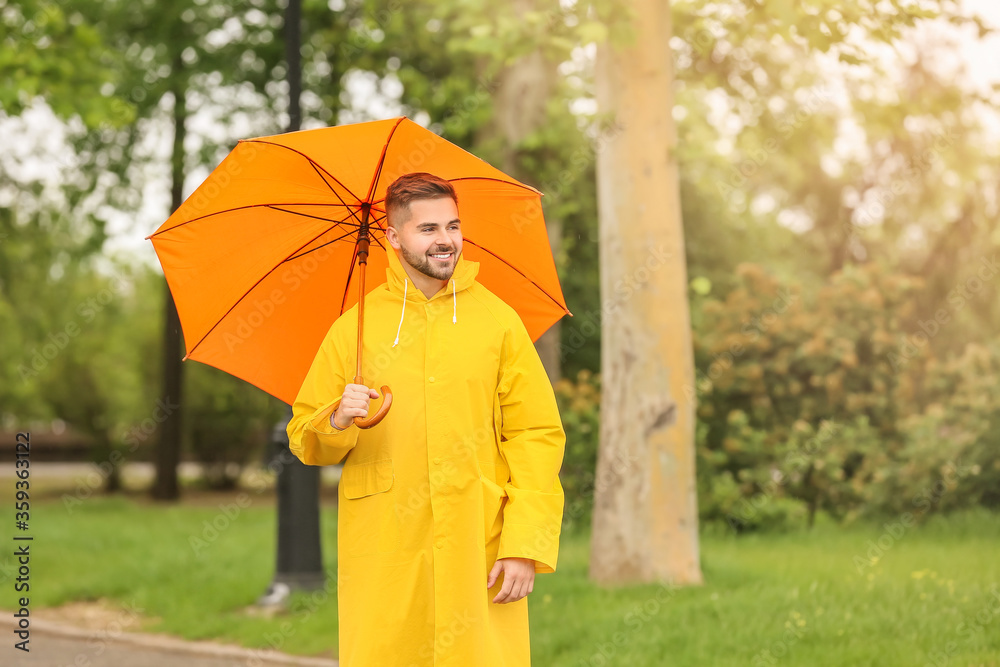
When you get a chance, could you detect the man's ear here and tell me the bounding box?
[385,223,400,250]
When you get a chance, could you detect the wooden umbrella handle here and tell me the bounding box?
[353,375,392,429]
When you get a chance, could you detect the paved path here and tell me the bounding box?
[5,633,283,667]
[0,614,338,667]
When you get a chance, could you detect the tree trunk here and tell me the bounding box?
[589,0,703,586]
[484,10,562,382]
[536,216,562,382]
[101,430,123,493]
[152,56,187,501]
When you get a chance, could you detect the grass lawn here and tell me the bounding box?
[5,485,1000,666]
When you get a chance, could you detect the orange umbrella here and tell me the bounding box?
[145,116,571,422]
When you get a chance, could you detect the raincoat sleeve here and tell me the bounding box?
[495,317,566,574]
[286,325,360,467]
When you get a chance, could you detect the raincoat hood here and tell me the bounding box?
[385,247,480,346]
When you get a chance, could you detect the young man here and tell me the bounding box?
[287,172,566,666]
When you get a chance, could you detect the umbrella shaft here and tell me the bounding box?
[356,254,366,381]
[355,202,372,382]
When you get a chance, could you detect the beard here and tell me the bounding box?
[399,242,459,281]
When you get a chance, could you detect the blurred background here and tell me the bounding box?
[2,0,1000,664]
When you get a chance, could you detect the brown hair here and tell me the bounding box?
[384,172,458,228]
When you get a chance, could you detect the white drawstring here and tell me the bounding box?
[393,278,407,347]
[393,276,454,346]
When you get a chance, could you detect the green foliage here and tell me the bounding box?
[0,201,147,428]
[1,0,318,489]
[694,261,1000,529]
[554,369,601,531]
[673,0,999,296]
[185,364,284,490]
[862,342,1000,518]
[0,0,124,126]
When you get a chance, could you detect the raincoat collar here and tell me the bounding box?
[385,247,480,347]
[385,247,479,303]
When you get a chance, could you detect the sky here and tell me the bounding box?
[4,2,999,272]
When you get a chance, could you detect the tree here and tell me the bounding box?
[74,0,291,499]
[589,0,703,586]
[0,0,122,123]
[474,0,563,381]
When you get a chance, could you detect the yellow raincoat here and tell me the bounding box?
[287,248,566,666]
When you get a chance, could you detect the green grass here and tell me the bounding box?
[6,489,1000,666]
[538,512,1000,666]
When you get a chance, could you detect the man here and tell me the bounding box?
[287,172,566,666]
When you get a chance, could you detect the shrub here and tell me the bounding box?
[554,262,999,532]
[693,261,1000,528]
[555,369,600,533]
[186,365,284,490]
[857,342,1000,520]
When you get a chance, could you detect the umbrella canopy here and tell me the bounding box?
[146,116,570,405]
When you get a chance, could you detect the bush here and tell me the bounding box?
[553,262,1000,531]
[185,365,285,490]
[555,369,600,533]
[857,342,1000,519]
[693,261,1000,528]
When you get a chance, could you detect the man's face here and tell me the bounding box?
[386,196,463,282]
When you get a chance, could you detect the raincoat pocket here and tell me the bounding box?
[339,458,399,558]
[342,458,394,498]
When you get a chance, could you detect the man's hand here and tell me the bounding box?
[332,384,380,429]
[487,557,535,604]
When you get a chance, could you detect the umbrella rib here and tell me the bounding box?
[243,139,364,205]
[268,205,361,229]
[239,139,366,231]
[340,242,361,316]
[368,232,387,253]
[368,212,389,252]
[183,224,358,360]
[462,238,572,315]
[303,159,365,229]
[146,202,355,239]
[285,226,361,262]
[447,176,542,195]
[364,117,407,204]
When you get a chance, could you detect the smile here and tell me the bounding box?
[430,253,453,261]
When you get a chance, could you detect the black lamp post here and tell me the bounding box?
[257,0,326,607]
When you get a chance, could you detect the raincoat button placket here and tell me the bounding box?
[425,299,451,660]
